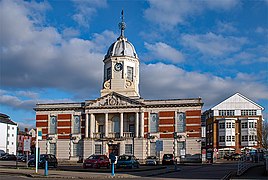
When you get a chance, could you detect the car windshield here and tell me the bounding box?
[163,154,173,158]
[118,156,131,161]
[88,155,99,160]
[147,156,156,159]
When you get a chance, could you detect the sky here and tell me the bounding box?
[0,0,268,130]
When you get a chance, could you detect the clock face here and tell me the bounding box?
[114,63,123,71]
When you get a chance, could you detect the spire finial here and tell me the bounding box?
[118,9,126,37]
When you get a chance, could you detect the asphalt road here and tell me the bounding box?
[0,160,249,179]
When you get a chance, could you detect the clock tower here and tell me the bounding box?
[101,11,140,98]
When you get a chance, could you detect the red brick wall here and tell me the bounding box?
[58,135,70,139]
[36,115,48,120]
[158,111,175,138]
[159,126,174,132]
[58,114,71,119]
[185,110,201,116]
[185,110,201,138]
[159,111,175,117]
[36,121,48,127]
[160,134,173,138]
[58,121,71,127]
[58,128,71,134]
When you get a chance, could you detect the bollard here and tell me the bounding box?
[174,160,178,171]
[111,162,115,177]
[44,161,48,176]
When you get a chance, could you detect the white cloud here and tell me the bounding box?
[181,32,247,56]
[216,21,237,33]
[256,26,268,36]
[16,91,39,99]
[144,0,239,28]
[223,45,268,65]
[205,0,239,10]
[0,89,74,111]
[0,0,116,98]
[72,0,107,28]
[140,63,268,108]
[144,42,184,63]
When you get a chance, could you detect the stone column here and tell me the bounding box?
[85,113,89,138]
[89,114,94,138]
[120,112,124,137]
[140,112,144,138]
[135,112,139,137]
[174,111,177,133]
[105,113,109,138]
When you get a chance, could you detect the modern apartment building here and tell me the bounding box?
[0,113,18,155]
[202,93,264,158]
[34,13,203,162]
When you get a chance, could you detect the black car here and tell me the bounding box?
[162,154,175,165]
[28,154,58,168]
[223,153,233,160]
[0,154,17,161]
[17,155,27,162]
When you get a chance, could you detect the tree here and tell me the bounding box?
[259,120,268,149]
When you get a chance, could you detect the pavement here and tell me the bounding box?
[0,160,266,179]
[0,165,180,179]
[230,164,267,180]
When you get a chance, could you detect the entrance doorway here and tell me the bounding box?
[108,144,119,156]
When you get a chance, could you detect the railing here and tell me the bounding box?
[123,132,134,138]
[93,132,104,139]
[237,154,262,176]
[93,132,134,139]
[109,132,121,138]
[237,155,249,176]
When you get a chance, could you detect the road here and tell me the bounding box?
[0,160,239,179]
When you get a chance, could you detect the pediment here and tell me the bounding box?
[87,92,143,107]
[212,93,264,110]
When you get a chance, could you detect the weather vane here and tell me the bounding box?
[118,10,126,37]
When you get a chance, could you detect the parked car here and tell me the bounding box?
[145,156,159,166]
[0,150,5,157]
[0,154,17,161]
[17,155,27,162]
[116,155,139,169]
[162,154,175,165]
[223,153,233,160]
[231,153,242,160]
[28,154,58,168]
[83,155,110,169]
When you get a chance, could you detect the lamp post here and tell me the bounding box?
[132,134,135,155]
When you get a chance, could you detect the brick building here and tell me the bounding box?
[34,13,203,162]
[203,92,264,158]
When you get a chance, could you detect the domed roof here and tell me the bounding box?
[105,36,138,59]
[105,10,138,59]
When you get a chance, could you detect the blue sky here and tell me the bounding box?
[1,0,268,129]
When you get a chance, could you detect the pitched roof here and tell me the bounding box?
[0,113,17,125]
[211,92,264,110]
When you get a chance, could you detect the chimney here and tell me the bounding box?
[25,128,28,132]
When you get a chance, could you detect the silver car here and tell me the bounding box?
[145,156,159,165]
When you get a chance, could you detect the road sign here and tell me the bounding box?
[155,140,163,151]
[23,139,31,152]
[37,128,42,140]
